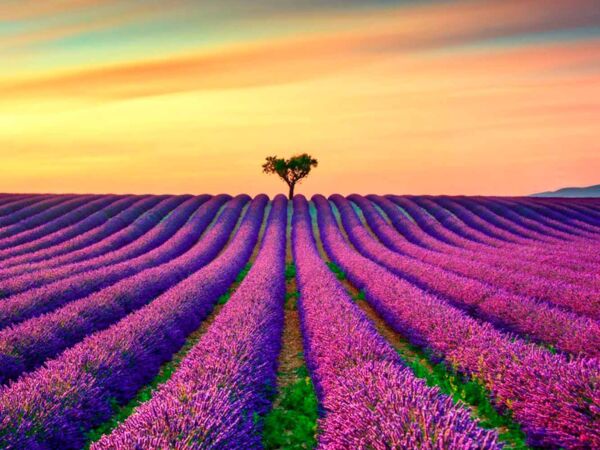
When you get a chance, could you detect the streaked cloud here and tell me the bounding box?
[1,0,599,195]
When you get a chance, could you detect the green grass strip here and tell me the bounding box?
[285,262,296,280]
[217,262,252,305]
[324,262,531,450]
[262,364,319,449]
[284,263,300,310]
[83,264,253,448]
[400,347,530,449]
[325,261,345,280]
[262,262,319,449]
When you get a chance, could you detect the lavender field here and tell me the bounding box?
[0,192,598,449]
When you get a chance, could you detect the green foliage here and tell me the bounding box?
[398,350,530,449]
[325,261,366,302]
[84,355,178,447]
[285,292,299,311]
[262,365,319,450]
[217,292,230,305]
[84,264,252,447]
[351,290,365,302]
[262,154,318,199]
[236,262,253,283]
[285,263,296,281]
[285,263,299,311]
[543,343,557,354]
[325,261,346,280]
[219,264,252,305]
[322,261,525,447]
[263,263,318,448]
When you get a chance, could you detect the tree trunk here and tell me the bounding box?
[288,183,295,200]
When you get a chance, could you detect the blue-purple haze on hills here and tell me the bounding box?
[532,184,600,198]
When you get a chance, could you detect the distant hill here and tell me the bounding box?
[531,184,600,198]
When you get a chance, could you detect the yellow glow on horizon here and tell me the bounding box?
[2,0,599,196]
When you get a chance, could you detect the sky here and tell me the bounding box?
[1,0,599,196]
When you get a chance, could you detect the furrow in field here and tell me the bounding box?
[313,194,599,449]
[0,195,98,240]
[290,196,500,449]
[0,195,163,274]
[0,195,75,228]
[350,284,531,449]
[0,195,254,384]
[91,195,285,449]
[0,195,133,259]
[332,195,600,357]
[360,196,600,317]
[0,195,268,449]
[0,195,208,293]
[262,201,318,449]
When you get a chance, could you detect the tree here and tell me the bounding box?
[262,153,318,200]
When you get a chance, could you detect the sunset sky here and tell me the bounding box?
[2,0,599,196]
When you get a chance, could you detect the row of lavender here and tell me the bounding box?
[313,195,599,448]
[383,195,600,271]
[91,191,599,448]
[337,195,600,356]
[1,193,597,291]
[87,196,502,449]
[93,195,288,448]
[0,196,217,321]
[0,195,268,448]
[380,195,599,261]
[292,197,500,449]
[366,195,600,319]
[0,196,600,310]
[0,195,251,384]
[92,190,600,448]
[0,193,256,389]
[0,194,501,448]
[0,193,598,448]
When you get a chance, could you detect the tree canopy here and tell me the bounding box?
[262,153,318,199]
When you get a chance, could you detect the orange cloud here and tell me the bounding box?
[1,0,599,196]
[3,0,599,104]
[0,34,383,101]
[0,0,120,21]
[0,1,175,54]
